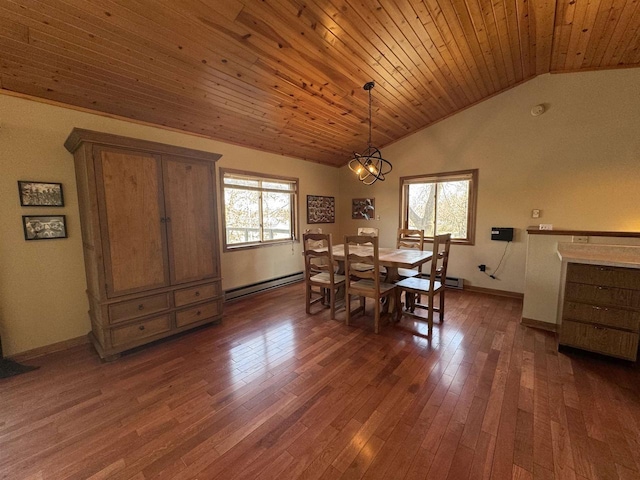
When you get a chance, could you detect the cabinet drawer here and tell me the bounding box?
[111,315,172,347]
[108,293,171,324]
[176,300,222,328]
[563,301,640,332]
[565,282,640,309]
[567,263,640,290]
[559,320,639,361]
[174,282,220,307]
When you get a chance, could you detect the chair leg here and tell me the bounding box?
[409,291,416,311]
[427,294,434,337]
[374,295,380,334]
[345,292,351,326]
[395,288,403,323]
[329,287,335,320]
[439,290,445,322]
[305,283,311,314]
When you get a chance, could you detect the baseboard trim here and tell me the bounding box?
[225,272,304,302]
[9,335,90,362]
[463,285,524,300]
[521,317,558,333]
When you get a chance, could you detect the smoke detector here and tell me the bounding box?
[531,104,545,116]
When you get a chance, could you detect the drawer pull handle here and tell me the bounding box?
[596,286,609,290]
[593,326,605,330]
[138,304,144,310]
[196,310,201,316]
[139,325,145,331]
[195,291,200,297]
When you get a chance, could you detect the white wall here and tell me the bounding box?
[0,94,340,356]
[340,69,640,294]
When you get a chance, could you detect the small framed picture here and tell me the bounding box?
[18,181,64,207]
[23,215,68,241]
[352,198,375,220]
[307,195,335,224]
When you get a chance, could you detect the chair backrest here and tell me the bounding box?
[345,234,382,290]
[303,233,335,280]
[429,233,452,286]
[304,228,324,252]
[357,227,378,246]
[397,228,424,251]
[357,227,379,237]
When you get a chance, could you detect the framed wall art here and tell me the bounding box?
[307,195,335,224]
[18,181,64,207]
[22,215,68,241]
[352,198,375,220]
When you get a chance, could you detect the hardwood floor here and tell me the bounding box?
[1,284,639,479]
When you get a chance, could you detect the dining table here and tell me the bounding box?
[306,243,434,317]
[329,244,433,283]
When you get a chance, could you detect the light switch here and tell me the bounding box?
[532,209,540,218]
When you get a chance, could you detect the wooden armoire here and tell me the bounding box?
[65,129,223,360]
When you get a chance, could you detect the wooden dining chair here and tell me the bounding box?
[344,235,396,334]
[396,228,425,279]
[353,227,381,273]
[305,228,325,266]
[303,232,345,319]
[394,233,451,337]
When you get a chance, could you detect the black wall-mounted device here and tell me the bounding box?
[491,227,514,242]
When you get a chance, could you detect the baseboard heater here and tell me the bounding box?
[419,274,464,290]
[224,272,304,301]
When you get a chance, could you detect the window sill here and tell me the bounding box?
[223,239,298,253]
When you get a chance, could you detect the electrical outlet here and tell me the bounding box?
[573,236,589,244]
[539,224,553,230]
[532,209,540,218]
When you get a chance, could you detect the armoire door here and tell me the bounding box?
[94,146,170,297]
[162,156,219,284]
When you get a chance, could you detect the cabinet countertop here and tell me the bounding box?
[557,243,640,269]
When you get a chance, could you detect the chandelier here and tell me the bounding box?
[348,81,392,185]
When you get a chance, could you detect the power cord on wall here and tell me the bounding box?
[480,241,511,280]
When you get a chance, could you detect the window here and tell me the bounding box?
[400,169,478,245]
[221,169,298,250]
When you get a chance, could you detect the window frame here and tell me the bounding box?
[220,168,299,252]
[399,168,478,246]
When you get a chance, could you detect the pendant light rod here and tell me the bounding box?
[348,81,392,185]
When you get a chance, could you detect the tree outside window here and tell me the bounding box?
[401,169,477,245]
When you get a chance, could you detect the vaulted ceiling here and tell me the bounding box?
[1,0,638,167]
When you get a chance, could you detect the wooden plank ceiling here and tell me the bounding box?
[0,0,638,167]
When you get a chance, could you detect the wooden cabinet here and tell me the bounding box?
[65,129,223,359]
[559,262,640,361]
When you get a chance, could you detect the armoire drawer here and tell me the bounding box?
[108,293,171,324]
[563,301,640,332]
[110,315,172,346]
[567,263,640,290]
[174,282,220,307]
[559,320,639,361]
[176,300,222,328]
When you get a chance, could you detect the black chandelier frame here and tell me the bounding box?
[348,81,392,185]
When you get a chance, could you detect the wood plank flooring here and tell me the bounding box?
[1,284,639,479]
